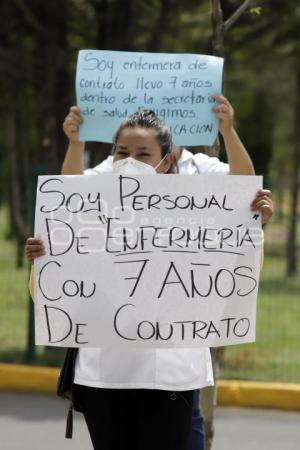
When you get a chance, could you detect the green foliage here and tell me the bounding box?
[0,208,28,360]
[222,252,300,382]
[0,0,299,193]
[250,7,262,16]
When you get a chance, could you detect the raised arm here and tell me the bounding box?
[213,95,255,175]
[61,106,85,175]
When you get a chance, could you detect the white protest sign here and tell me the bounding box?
[34,174,263,348]
[76,50,224,146]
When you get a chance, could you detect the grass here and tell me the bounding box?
[221,254,300,382]
[221,219,300,382]
[0,208,65,366]
[0,204,299,381]
[0,210,28,358]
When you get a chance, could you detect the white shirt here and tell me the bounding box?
[74,149,229,391]
[83,150,229,176]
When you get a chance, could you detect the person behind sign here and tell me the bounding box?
[25,95,273,450]
[61,94,273,450]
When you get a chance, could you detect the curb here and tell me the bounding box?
[218,380,300,411]
[0,363,58,394]
[217,380,300,411]
[1,363,300,411]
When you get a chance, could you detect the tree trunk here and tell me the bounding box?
[210,0,225,57]
[147,0,171,52]
[34,0,71,173]
[94,0,133,51]
[7,107,30,265]
[209,0,254,158]
[276,177,284,223]
[209,0,225,157]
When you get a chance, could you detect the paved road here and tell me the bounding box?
[0,392,299,449]
[213,406,300,450]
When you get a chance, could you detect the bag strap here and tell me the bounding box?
[65,402,74,439]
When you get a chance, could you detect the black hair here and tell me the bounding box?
[112,109,174,157]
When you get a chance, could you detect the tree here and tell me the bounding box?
[228,0,300,274]
[208,0,258,157]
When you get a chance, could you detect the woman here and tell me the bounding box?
[26,96,273,450]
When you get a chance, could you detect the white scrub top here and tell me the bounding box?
[74,149,229,391]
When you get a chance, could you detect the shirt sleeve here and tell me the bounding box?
[84,155,113,175]
[193,152,229,175]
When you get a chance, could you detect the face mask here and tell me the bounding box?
[112,154,168,175]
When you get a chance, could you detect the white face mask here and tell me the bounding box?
[112,155,168,175]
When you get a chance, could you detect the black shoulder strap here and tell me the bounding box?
[65,402,74,439]
[56,348,79,440]
[57,348,78,400]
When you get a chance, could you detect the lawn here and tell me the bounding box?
[0,205,299,381]
[221,253,300,382]
[0,208,64,365]
[0,208,28,361]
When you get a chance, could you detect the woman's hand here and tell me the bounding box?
[251,189,273,225]
[212,94,234,138]
[63,106,82,143]
[25,237,46,263]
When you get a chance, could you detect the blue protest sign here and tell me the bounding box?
[76,50,224,146]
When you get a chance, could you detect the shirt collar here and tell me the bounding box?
[177,148,194,164]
